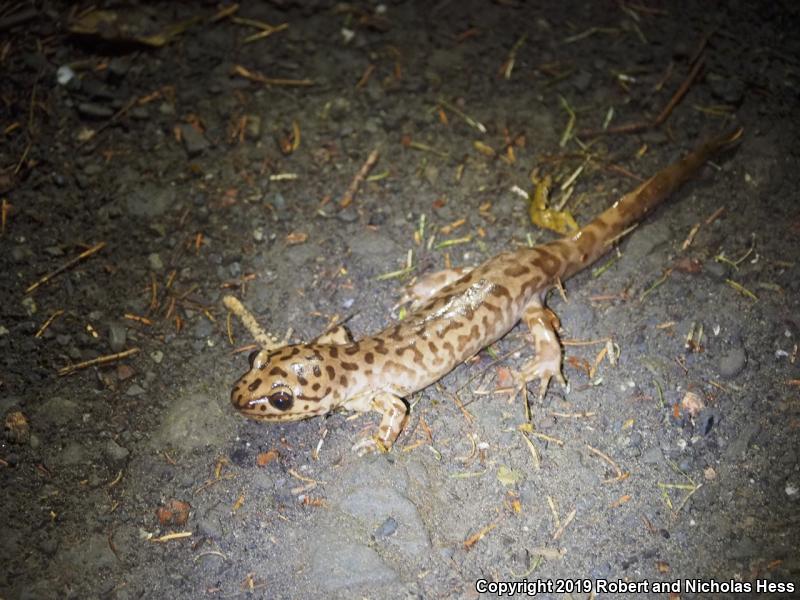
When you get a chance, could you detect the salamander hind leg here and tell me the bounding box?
[349,392,409,456]
[516,298,568,401]
[395,267,472,310]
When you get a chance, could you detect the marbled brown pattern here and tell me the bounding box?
[228,128,742,453]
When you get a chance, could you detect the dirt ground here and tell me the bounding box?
[1,1,799,599]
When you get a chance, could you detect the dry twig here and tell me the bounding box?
[339,149,380,208]
[25,242,106,294]
[58,347,139,376]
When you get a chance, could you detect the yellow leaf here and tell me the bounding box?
[497,465,523,486]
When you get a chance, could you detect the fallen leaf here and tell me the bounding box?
[4,411,30,444]
[156,499,191,526]
[496,366,514,388]
[681,391,705,417]
[256,450,280,467]
[673,256,702,273]
[497,465,523,486]
[286,232,308,245]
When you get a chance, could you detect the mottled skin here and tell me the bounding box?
[230,128,742,453]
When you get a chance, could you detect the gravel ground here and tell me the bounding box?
[1,1,798,599]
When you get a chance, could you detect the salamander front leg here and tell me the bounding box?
[350,392,408,456]
[517,299,568,401]
[314,324,353,345]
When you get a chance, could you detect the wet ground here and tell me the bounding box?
[1,1,799,599]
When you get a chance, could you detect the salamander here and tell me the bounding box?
[226,128,742,454]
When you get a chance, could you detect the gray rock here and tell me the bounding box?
[572,69,593,92]
[725,420,760,459]
[704,259,728,280]
[336,206,359,223]
[709,75,745,105]
[107,57,131,79]
[641,446,664,465]
[36,397,79,427]
[178,123,210,157]
[698,409,719,435]
[250,470,274,492]
[21,296,36,315]
[108,321,127,352]
[373,517,398,539]
[11,244,34,263]
[77,102,114,119]
[227,261,242,277]
[197,516,223,539]
[244,115,261,140]
[58,532,117,572]
[329,97,351,121]
[126,383,146,396]
[340,487,430,556]
[103,438,130,462]
[17,581,58,600]
[423,164,439,185]
[192,318,213,339]
[148,252,164,271]
[271,192,286,210]
[81,78,115,100]
[52,441,90,466]
[364,117,381,134]
[82,163,103,176]
[130,106,149,120]
[719,346,747,378]
[347,231,401,273]
[126,184,174,218]
[38,535,59,557]
[159,101,176,116]
[309,530,397,591]
[150,393,231,451]
[0,394,21,415]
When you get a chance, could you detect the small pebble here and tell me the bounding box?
[245,115,262,140]
[329,97,351,121]
[373,517,398,540]
[271,193,286,210]
[704,260,728,280]
[77,102,114,119]
[178,123,210,157]
[21,296,37,316]
[108,321,127,353]
[148,253,164,271]
[57,65,76,86]
[103,439,130,462]
[719,346,747,378]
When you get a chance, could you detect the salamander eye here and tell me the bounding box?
[248,350,259,367]
[268,390,293,411]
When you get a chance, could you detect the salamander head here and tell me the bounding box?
[231,344,335,422]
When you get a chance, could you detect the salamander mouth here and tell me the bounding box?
[238,399,310,422]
